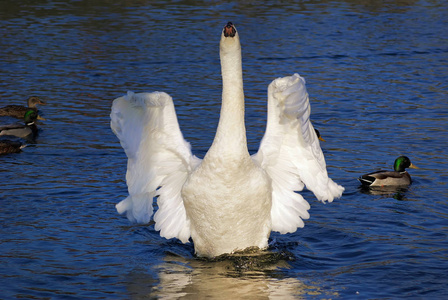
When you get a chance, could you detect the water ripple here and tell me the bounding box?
[1,1,447,299]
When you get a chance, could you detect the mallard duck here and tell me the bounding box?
[0,110,38,138]
[0,96,46,119]
[358,156,419,187]
[110,22,344,258]
[0,139,26,155]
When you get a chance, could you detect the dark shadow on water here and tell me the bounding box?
[196,246,295,278]
[359,185,410,200]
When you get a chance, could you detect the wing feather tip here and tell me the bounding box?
[271,217,305,234]
[116,197,131,215]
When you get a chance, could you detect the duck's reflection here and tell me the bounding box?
[126,249,335,299]
[359,185,409,200]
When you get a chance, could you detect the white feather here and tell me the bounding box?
[252,74,344,234]
[110,91,200,243]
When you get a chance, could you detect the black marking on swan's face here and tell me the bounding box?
[223,22,236,37]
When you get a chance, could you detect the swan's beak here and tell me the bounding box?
[223,22,236,37]
[409,163,419,169]
[318,136,326,142]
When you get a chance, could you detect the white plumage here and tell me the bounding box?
[110,22,344,257]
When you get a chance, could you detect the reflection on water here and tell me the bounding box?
[359,185,410,200]
[132,251,336,299]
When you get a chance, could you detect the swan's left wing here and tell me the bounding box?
[111,91,201,243]
[252,74,344,234]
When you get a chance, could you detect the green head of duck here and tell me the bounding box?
[24,110,38,125]
[394,156,419,172]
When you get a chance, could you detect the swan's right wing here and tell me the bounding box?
[111,91,201,243]
[252,74,344,234]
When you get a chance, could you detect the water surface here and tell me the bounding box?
[1,1,447,299]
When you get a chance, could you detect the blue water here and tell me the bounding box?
[1,1,447,299]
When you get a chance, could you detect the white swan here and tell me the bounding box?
[110,22,344,258]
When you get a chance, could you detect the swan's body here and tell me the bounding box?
[111,22,344,257]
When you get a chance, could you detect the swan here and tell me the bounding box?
[110,22,344,258]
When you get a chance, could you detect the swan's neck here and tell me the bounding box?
[208,33,248,159]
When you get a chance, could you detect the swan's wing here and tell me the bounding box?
[252,74,344,234]
[111,91,201,243]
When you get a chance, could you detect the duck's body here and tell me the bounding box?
[0,139,26,155]
[111,22,344,257]
[0,96,45,119]
[358,156,418,187]
[0,110,38,138]
[359,170,412,186]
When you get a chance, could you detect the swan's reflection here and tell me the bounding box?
[139,249,333,299]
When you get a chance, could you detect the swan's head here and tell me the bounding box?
[220,22,240,54]
[223,22,236,37]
